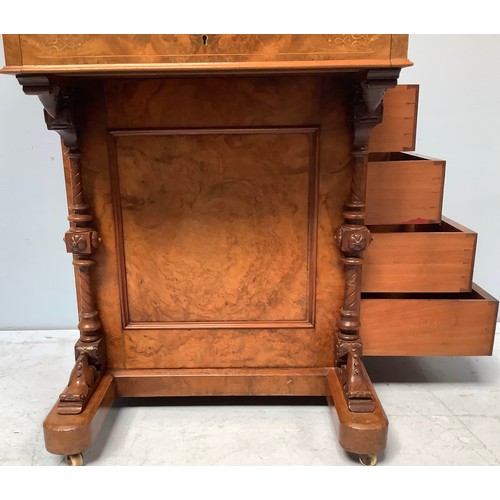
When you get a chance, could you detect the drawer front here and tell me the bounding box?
[365,153,445,226]
[361,285,498,356]
[362,218,476,293]
[369,84,419,153]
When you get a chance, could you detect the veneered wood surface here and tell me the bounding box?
[369,84,419,152]
[111,129,317,329]
[390,34,412,67]
[365,153,445,225]
[362,219,476,293]
[83,75,351,370]
[43,373,115,455]
[361,286,498,356]
[1,34,411,74]
[113,368,328,397]
[2,35,22,67]
[326,368,388,454]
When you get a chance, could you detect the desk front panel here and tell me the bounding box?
[74,75,351,369]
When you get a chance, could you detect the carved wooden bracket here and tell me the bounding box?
[335,69,400,413]
[17,74,78,149]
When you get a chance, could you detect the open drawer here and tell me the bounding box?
[368,84,419,153]
[360,284,498,356]
[362,217,477,293]
[365,152,445,226]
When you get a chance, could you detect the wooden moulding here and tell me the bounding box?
[43,374,115,456]
[365,152,445,226]
[325,368,388,455]
[363,217,477,293]
[113,368,329,397]
[361,284,499,356]
[369,84,419,153]
[1,34,411,74]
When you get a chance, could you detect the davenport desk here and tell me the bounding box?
[1,34,498,465]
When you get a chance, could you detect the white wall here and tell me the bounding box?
[399,35,500,304]
[0,37,77,329]
[0,35,499,329]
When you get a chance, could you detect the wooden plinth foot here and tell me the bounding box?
[326,367,388,456]
[43,373,115,456]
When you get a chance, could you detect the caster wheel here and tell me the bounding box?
[359,454,377,466]
[65,453,84,466]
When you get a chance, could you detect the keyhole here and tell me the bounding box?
[202,35,208,46]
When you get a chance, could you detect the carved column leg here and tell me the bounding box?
[18,76,107,415]
[327,70,400,460]
[18,75,115,461]
[58,148,105,415]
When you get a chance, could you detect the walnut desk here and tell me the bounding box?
[2,35,497,466]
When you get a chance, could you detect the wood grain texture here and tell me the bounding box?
[369,84,419,152]
[361,285,498,356]
[84,75,352,369]
[1,34,411,74]
[326,368,388,454]
[105,76,321,129]
[362,219,476,293]
[365,153,445,225]
[111,128,318,328]
[2,35,22,67]
[113,368,328,397]
[43,373,115,455]
[390,35,411,67]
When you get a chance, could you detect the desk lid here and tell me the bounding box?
[1,34,411,75]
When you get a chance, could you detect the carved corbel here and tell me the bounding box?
[17,74,105,414]
[334,69,400,412]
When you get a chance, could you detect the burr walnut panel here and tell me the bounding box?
[110,128,318,328]
[86,75,352,369]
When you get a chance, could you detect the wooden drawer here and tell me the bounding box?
[365,152,445,226]
[361,284,498,356]
[369,84,419,153]
[362,217,476,293]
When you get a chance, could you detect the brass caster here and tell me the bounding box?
[359,454,377,466]
[65,453,84,466]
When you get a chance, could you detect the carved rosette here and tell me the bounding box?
[17,75,106,414]
[334,69,400,413]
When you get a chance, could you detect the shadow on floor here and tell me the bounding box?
[364,354,499,384]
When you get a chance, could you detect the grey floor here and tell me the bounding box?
[1,330,499,466]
